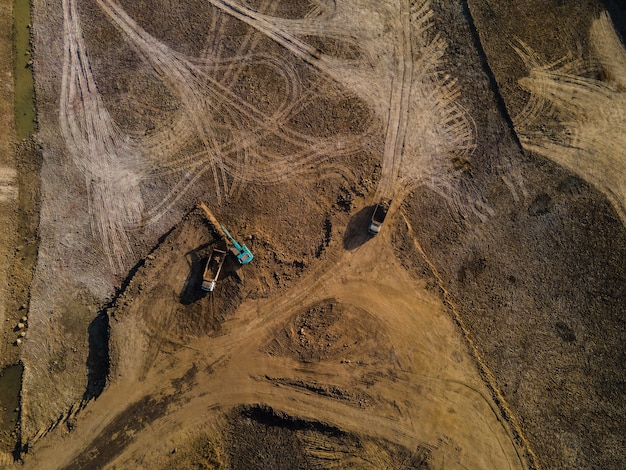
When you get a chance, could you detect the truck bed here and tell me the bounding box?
[202,248,228,291]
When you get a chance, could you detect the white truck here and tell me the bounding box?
[368,199,391,235]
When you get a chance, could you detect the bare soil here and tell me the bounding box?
[3,0,625,469]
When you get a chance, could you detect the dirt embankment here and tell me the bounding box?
[21,216,526,469]
[0,0,42,460]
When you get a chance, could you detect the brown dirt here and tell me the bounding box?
[20,218,525,470]
[223,404,433,469]
[7,0,626,469]
[262,299,394,364]
[0,0,18,371]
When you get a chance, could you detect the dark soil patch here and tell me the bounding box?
[0,364,22,460]
[226,405,315,470]
[83,312,110,401]
[62,393,172,469]
[225,404,432,469]
[601,1,626,46]
[242,0,316,20]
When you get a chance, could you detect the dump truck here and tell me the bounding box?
[201,248,228,292]
[197,202,253,291]
[368,199,391,235]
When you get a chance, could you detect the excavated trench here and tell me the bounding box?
[14,0,35,139]
[0,364,23,460]
[0,0,38,461]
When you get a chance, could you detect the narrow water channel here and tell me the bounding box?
[14,0,35,139]
[0,364,22,458]
[0,0,37,460]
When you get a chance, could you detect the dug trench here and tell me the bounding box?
[0,0,41,460]
[223,404,433,469]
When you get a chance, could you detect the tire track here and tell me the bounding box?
[513,12,626,227]
[60,0,147,273]
[59,0,378,260]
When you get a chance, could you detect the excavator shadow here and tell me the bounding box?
[222,253,245,282]
[343,205,376,250]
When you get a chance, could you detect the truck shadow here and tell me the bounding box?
[343,205,375,250]
[180,244,211,305]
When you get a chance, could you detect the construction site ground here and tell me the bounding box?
[0,0,624,468]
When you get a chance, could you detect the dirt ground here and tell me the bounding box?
[4,0,625,468]
[22,219,526,469]
[0,0,43,461]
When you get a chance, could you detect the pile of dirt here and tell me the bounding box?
[107,211,244,381]
[262,299,394,365]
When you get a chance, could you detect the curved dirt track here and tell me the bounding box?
[23,220,527,469]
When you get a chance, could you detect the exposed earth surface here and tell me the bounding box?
[0,0,624,468]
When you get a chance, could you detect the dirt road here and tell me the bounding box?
[22,215,527,469]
